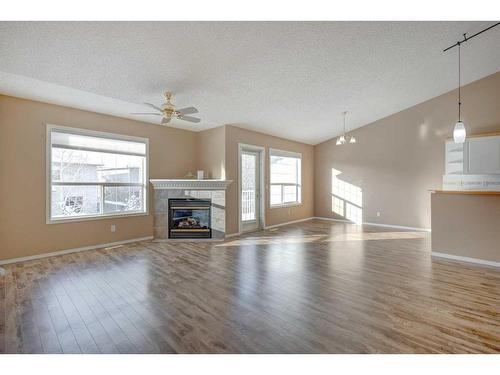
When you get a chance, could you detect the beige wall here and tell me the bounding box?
[431,192,500,263]
[315,72,500,229]
[196,126,226,179]
[0,96,314,260]
[0,95,198,261]
[2,71,499,260]
[225,125,314,235]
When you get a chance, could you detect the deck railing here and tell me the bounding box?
[242,189,255,221]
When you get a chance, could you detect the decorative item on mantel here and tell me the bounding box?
[197,170,205,180]
[183,171,196,179]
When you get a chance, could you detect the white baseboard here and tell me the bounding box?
[264,217,314,230]
[313,216,431,232]
[0,236,154,266]
[431,251,500,268]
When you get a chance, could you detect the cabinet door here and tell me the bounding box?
[467,136,500,174]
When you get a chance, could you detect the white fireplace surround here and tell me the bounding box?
[150,179,233,190]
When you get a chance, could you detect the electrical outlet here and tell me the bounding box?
[111,224,116,233]
[376,212,381,217]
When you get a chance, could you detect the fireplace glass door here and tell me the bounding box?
[169,198,211,238]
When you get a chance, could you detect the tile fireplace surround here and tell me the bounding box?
[150,179,232,241]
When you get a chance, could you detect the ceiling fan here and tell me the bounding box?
[131,91,201,125]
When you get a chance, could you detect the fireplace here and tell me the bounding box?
[151,179,232,241]
[168,198,212,239]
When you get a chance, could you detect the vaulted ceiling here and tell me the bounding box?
[0,21,499,144]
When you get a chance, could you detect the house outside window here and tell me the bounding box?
[47,125,149,223]
[269,148,302,207]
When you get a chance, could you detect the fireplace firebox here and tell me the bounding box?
[168,198,211,239]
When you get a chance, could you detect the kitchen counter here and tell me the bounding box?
[430,190,500,195]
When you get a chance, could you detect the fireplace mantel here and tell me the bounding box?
[150,179,232,190]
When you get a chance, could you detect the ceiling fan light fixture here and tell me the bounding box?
[131,91,200,125]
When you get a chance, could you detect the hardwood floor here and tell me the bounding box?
[1,219,499,353]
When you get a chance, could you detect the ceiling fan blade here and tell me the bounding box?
[143,102,163,112]
[161,117,172,125]
[177,106,198,115]
[130,112,162,115]
[178,115,201,123]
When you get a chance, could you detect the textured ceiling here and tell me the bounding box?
[0,21,499,144]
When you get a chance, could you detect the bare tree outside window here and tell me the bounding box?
[48,127,148,222]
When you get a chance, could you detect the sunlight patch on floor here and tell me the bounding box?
[217,231,427,247]
[323,231,428,242]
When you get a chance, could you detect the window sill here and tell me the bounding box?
[270,202,302,209]
[47,211,149,224]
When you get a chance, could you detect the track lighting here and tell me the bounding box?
[453,42,466,144]
[443,23,500,143]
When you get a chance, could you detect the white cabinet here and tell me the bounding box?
[466,136,500,174]
[445,141,464,175]
[443,134,500,191]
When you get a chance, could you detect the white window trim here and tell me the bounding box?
[269,148,302,209]
[46,124,150,224]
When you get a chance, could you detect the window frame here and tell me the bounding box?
[269,148,302,208]
[46,124,149,224]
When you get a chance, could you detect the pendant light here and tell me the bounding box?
[453,41,466,143]
[336,111,355,145]
[445,23,499,142]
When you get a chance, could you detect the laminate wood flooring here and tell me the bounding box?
[1,219,499,353]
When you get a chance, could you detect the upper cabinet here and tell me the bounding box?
[466,135,500,175]
[443,134,500,191]
[445,134,500,176]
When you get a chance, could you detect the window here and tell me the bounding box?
[269,149,301,207]
[47,125,148,222]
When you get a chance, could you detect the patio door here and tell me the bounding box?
[239,145,264,233]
